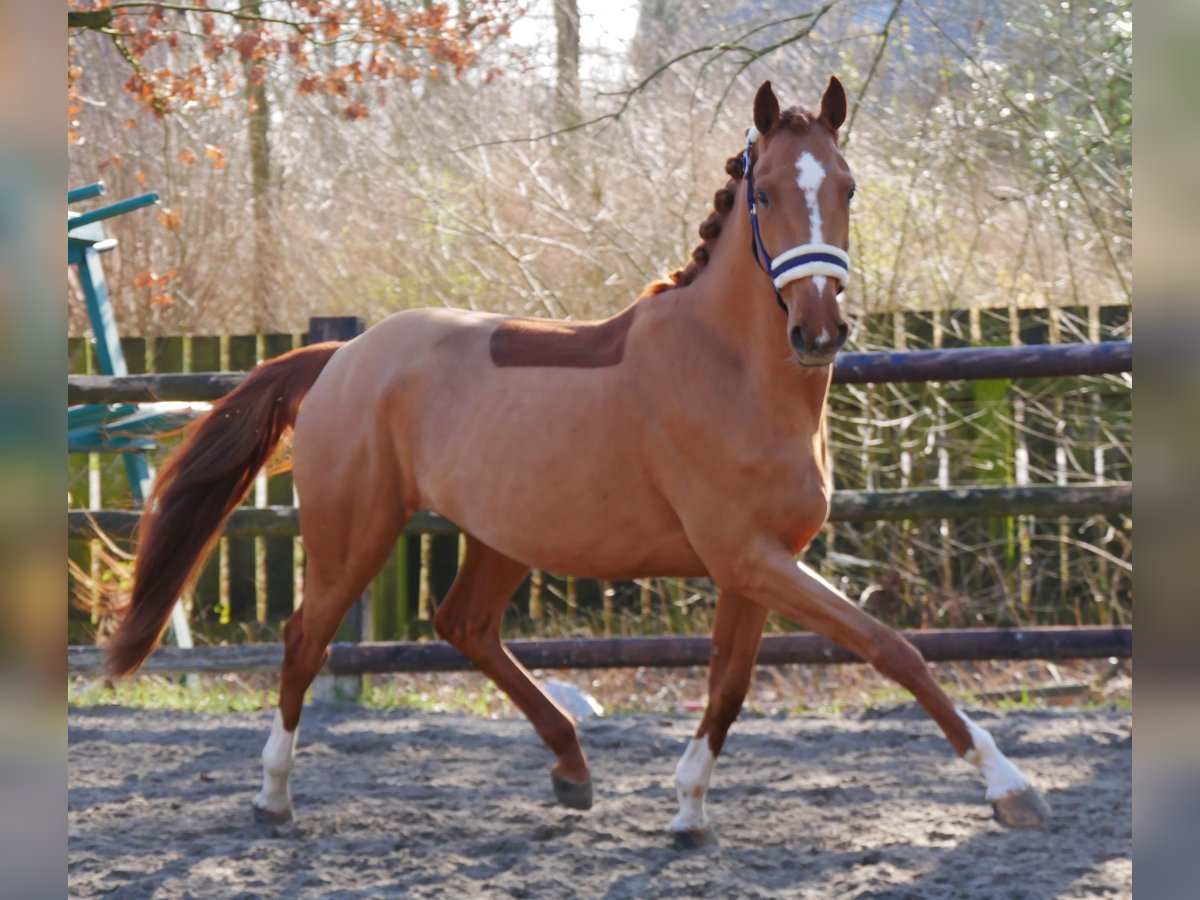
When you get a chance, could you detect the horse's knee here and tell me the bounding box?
[281,609,330,673]
[866,628,927,683]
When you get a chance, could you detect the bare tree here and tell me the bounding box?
[242,2,273,330]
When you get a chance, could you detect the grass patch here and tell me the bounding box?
[68,673,510,717]
[69,674,277,714]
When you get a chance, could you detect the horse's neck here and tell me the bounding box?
[670,211,832,418]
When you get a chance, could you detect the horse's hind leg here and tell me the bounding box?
[251,493,402,823]
[670,592,769,847]
[433,535,592,809]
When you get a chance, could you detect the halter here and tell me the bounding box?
[742,131,850,314]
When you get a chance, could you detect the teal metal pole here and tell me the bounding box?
[68,192,159,230]
[74,247,128,378]
[68,182,106,204]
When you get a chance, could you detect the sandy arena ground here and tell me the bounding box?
[68,703,1131,898]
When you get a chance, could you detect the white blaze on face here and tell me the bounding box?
[669,737,717,833]
[253,710,298,815]
[957,709,1032,801]
[795,151,828,294]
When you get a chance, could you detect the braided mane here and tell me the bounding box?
[641,107,817,297]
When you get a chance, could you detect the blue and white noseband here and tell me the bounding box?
[742,128,850,310]
[767,243,851,293]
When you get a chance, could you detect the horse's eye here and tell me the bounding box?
[754,189,769,208]
[847,185,857,202]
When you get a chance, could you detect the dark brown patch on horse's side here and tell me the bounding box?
[490,306,637,368]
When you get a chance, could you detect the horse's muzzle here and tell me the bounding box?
[790,323,848,366]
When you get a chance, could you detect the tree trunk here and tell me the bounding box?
[553,0,581,127]
[631,0,681,73]
[244,10,272,330]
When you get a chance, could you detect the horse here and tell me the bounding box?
[106,78,1050,843]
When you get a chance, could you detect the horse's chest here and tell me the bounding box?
[729,436,832,547]
[725,417,825,481]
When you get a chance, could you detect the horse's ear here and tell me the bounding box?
[753,81,781,135]
[819,76,847,133]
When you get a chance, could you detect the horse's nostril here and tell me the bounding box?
[834,323,849,349]
[789,326,805,353]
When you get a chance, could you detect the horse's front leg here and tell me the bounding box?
[706,540,1050,829]
[669,592,770,848]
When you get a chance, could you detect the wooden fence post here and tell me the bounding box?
[305,316,368,705]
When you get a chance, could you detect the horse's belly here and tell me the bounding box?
[482,520,707,581]
[417,443,703,579]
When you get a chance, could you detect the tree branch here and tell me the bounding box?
[454,5,837,153]
[843,0,903,141]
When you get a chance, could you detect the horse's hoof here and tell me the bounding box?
[251,801,294,825]
[670,827,719,851]
[991,787,1051,829]
[551,773,594,810]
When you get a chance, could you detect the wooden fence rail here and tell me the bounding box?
[66,341,1132,404]
[68,484,1132,541]
[66,626,1132,675]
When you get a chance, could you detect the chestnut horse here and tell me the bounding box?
[107,79,1050,842]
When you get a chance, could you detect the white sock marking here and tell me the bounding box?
[669,737,717,832]
[795,152,829,295]
[253,710,297,814]
[957,709,1031,801]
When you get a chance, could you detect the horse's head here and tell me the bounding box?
[741,78,853,367]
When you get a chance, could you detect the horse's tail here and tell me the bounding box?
[105,342,343,677]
